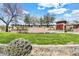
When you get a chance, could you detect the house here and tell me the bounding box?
[56,20,79,32]
[56,20,67,31]
[71,23,79,32]
[10,20,79,33]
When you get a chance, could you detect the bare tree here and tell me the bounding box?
[39,17,44,27]
[0,3,22,32]
[44,13,55,27]
[24,14,31,26]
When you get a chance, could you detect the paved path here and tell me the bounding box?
[67,32,79,34]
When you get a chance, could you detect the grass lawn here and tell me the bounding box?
[0,32,79,45]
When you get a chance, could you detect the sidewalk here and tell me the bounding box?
[67,32,79,34]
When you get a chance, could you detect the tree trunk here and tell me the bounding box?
[29,23,30,27]
[40,22,42,27]
[6,24,9,32]
[64,24,67,32]
[47,22,49,27]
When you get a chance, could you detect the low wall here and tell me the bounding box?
[0,44,79,56]
[30,45,79,56]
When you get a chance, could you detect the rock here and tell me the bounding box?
[4,38,32,56]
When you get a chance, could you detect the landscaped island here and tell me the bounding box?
[0,32,79,45]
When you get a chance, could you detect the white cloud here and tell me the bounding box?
[64,14,71,17]
[48,8,68,14]
[38,3,57,8]
[71,10,79,15]
[22,10,29,14]
[62,10,79,22]
[63,10,79,18]
[38,3,67,9]
[37,7,45,10]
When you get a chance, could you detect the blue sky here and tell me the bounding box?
[20,3,79,16]
[1,3,79,25]
[20,3,48,17]
[18,3,79,22]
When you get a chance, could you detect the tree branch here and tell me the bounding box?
[8,15,14,24]
[0,17,7,24]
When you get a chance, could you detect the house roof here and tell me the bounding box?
[54,19,68,23]
[56,20,67,24]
